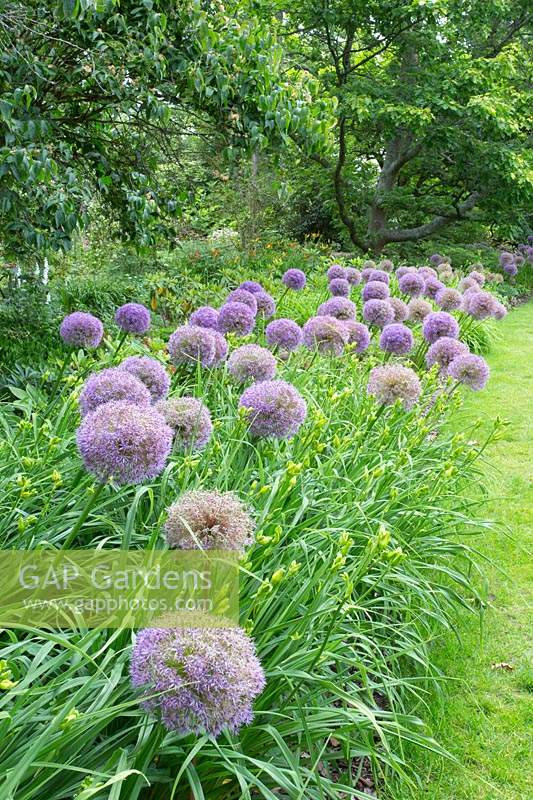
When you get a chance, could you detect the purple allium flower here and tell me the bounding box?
[282,268,306,290]
[396,266,416,279]
[369,269,390,284]
[239,379,307,439]
[399,272,425,297]
[430,253,443,266]
[79,367,151,416]
[436,287,462,311]
[228,344,277,383]
[345,267,362,285]
[448,354,489,391]
[60,312,103,349]
[165,490,254,551]
[528,235,533,245]
[265,318,303,352]
[363,299,394,328]
[407,298,432,323]
[342,320,371,353]
[329,278,351,297]
[326,264,346,281]
[239,280,264,295]
[317,296,357,320]
[76,401,172,484]
[469,270,485,286]
[367,365,421,409]
[463,291,497,320]
[254,291,276,318]
[514,254,524,267]
[362,260,377,270]
[379,323,414,355]
[189,306,219,330]
[425,337,469,370]
[218,302,256,336]
[226,290,258,315]
[361,268,374,283]
[493,301,507,320]
[131,626,265,736]
[156,396,212,451]
[418,266,438,279]
[502,260,518,277]
[168,325,217,367]
[422,311,459,343]
[119,356,170,402]
[363,280,390,301]
[115,303,151,334]
[499,251,514,267]
[423,276,444,300]
[389,297,408,322]
[303,315,349,355]
[458,277,477,292]
[212,331,229,365]
[379,259,394,272]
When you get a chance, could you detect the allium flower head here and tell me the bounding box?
[317,296,356,320]
[218,302,256,335]
[419,266,438,279]
[212,331,229,365]
[115,303,151,334]
[345,267,361,285]
[396,266,416,279]
[379,259,394,272]
[514,254,524,266]
[463,291,497,320]
[493,301,507,320]
[303,315,349,355]
[426,337,469,370]
[189,306,219,330]
[363,299,394,328]
[502,260,518,276]
[362,260,377,270]
[423,276,444,300]
[407,298,432,323]
[76,401,172,484]
[226,289,258,314]
[399,272,425,297]
[156,396,212,451]
[329,277,350,296]
[422,311,459,343]
[369,269,390,284]
[265,318,303,352]
[499,251,514,267]
[79,367,151,416]
[238,281,263,295]
[430,253,443,266]
[389,296,408,322]
[239,380,307,439]
[448,354,489,391]
[435,287,462,311]
[119,356,170,402]
[379,323,414,355]
[367,365,421,409]
[282,268,306,290]
[362,280,390,301]
[342,320,371,353]
[254,291,276,318]
[469,270,485,286]
[165,490,253,551]
[361,268,374,283]
[326,264,346,281]
[228,344,277,383]
[458,277,476,292]
[60,312,104,349]
[168,325,216,367]
[131,626,265,736]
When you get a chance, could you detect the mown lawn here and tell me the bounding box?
[418,300,533,799]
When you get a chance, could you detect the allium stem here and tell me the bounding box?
[62,482,106,549]
[112,330,129,360]
[276,286,290,313]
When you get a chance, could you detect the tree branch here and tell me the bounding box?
[380,192,483,243]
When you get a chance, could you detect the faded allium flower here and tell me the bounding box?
[389,297,408,322]
[469,270,485,286]
[189,306,219,330]
[448,354,489,391]
[282,268,306,290]
[458,277,478,292]
[407,298,433,323]
[168,325,217,367]
[342,320,371,353]
[329,278,350,296]
[60,312,104,349]
[254,291,276,318]
[423,276,444,300]
[363,299,394,328]
[439,269,454,283]
[463,291,498,320]
[79,367,151,416]
[425,337,469,370]
[165,490,254,551]
[226,289,258,315]
[379,323,414,355]
[326,264,347,281]
[115,303,151,334]
[302,315,349,355]
[362,260,377,270]
[228,344,277,383]
[156,396,212,451]
[131,626,265,736]
[239,379,307,439]
[218,302,256,335]
[76,400,172,484]
[422,311,459,343]
[369,269,390,284]
[418,266,438,279]
[362,280,390,301]
[486,272,504,284]
[435,287,462,311]
[265,318,303,352]
[239,280,264,295]
[119,356,170,402]
[345,267,362,285]
[398,272,425,297]
[379,259,394,272]
[317,297,356,320]
[514,254,525,267]
[367,364,421,409]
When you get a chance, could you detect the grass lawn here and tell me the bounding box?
[417,300,533,799]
